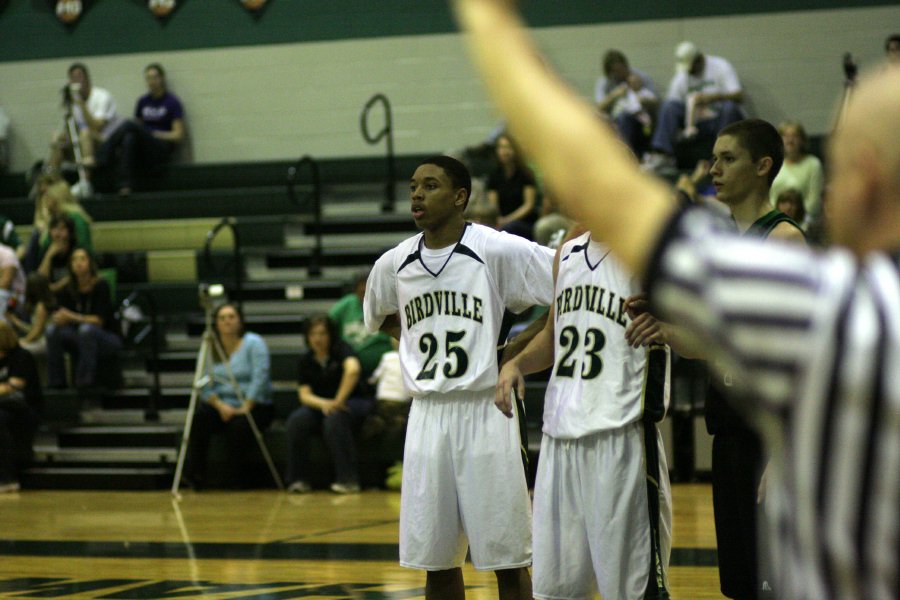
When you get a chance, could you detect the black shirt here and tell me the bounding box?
[0,345,42,414]
[57,278,120,335]
[297,340,357,399]
[487,166,537,221]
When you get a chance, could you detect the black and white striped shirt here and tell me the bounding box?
[646,206,899,600]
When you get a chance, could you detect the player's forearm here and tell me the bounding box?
[507,320,555,376]
[452,0,674,278]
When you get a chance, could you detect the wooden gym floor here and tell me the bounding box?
[0,484,724,599]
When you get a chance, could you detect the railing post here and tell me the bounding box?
[119,290,162,422]
[204,217,244,309]
[287,155,323,277]
[360,93,396,213]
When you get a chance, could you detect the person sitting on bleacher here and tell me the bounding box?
[0,242,25,314]
[285,315,373,494]
[97,63,185,196]
[642,42,744,174]
[0,321,41,494]
[328,269,393,394]
[45,248,122,390]
[769,121,824,228]
[24,180,93,288]
[185,302,274,490]
[6,273,56,359]
[35,215,77,294]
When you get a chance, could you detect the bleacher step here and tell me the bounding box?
[21,467,173,490]
[57,425,182,449]
[33,446,177,464]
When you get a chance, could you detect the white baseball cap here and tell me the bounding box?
[675,41,700,73]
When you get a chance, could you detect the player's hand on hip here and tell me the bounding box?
[496,362,524,419]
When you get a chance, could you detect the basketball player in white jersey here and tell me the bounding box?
[496,224,672,600]
[363,155,554,600]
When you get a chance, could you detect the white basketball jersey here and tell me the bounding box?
[365,223,554,397]
[543,232,669,438]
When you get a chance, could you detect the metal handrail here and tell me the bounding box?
[118,289,161,422]
[360,93,397,213]
[287,155,323,277]
[203,217,243,308]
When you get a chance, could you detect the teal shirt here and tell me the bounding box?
[329,293,393,374]
[200,331,272,407]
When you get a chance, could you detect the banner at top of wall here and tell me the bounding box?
[149,0,181,20]
[53,0,94,26]
[240,0,268,14]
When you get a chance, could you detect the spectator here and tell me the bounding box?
[0,321,41,493]
[0,243,25,313]
[285,315,373,494]
[98,63,185,196]
[0,105,9,173]
[185,302,274,489]
[595,49,658,157]
[643,41,744,173]
[774,188,806,227]
[486,133,538,239]
[886,33,900,65]
[47,63,123,197]
[23,180,93,280]
[328,270,394,388]
[7,273,56,359]
[0,213,23,255]
[46,248,122,390]
[769,121,824,226]
[35,215,77,293]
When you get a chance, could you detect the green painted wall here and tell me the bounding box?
[0,0,895,62]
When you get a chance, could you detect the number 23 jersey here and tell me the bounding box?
[544,232,669,438]
[364,223,554,397]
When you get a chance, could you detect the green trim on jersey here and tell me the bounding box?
[745,209,805,240]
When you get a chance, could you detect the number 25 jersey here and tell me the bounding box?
[364,223,554,397]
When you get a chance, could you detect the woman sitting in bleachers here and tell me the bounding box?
[284,315,373,494]
[45,248,122,390]
[185,302,274,489]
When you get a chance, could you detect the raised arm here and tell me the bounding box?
[452,0,674,278]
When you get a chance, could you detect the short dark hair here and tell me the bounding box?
[68,62,89,79]
[718,119,784,186]
[418,155,472,208]
[885,33,900,52]
[602,50,628,76]
[144,63,166,78]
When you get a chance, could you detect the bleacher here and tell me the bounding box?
[0,156,441,490]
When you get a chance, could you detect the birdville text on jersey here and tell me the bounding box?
[555,285,629,328]
[404,290,484,328]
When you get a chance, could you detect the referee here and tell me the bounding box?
[452,1,899,598]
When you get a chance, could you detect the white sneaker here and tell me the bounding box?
[287,481,311,494]
[70,179,93,199]
[639,153,677,175]
[0,481,21,493]
[330,482,360,494]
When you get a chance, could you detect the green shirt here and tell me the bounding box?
[328,293,393,374]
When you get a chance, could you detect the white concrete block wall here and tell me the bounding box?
[0,6,896,172]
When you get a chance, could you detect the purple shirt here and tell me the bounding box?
[134,92,184,133]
